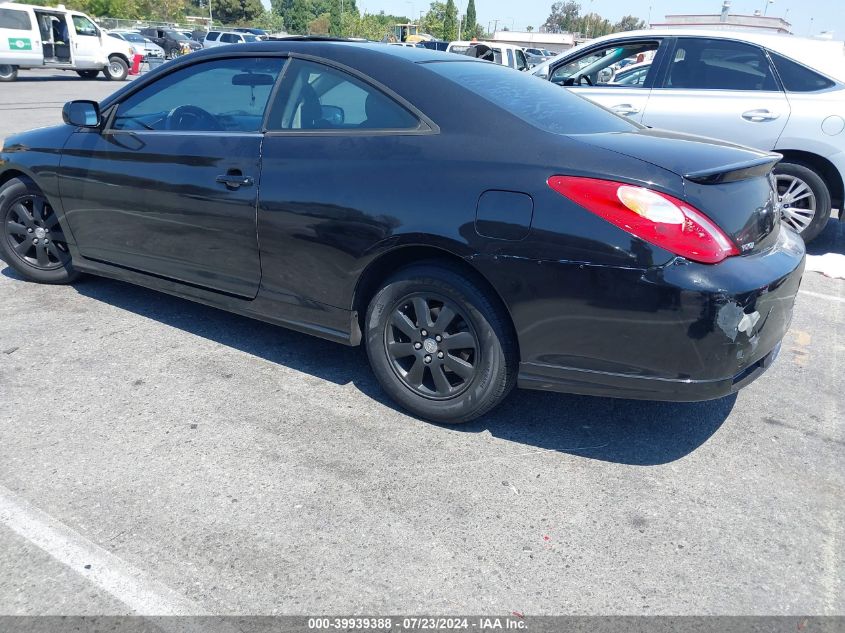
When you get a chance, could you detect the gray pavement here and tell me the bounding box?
[0,73,843,617]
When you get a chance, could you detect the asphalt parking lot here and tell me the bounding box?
[0,71,843,617]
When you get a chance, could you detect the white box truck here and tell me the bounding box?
[0,2,135,82]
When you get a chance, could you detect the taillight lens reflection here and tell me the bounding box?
[548,176,740,264]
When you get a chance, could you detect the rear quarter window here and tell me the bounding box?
[0,8,32,30]
[769,51,835,92]
[206,31,220,41]
[426,60,635,135]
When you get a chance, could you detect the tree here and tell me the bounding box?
[526,25,533,31]
[308,11,330,33]
[212,0,264,23]
[543,0,579,33]
[463,0,476,39]
[613,14,645,31]
[442,0,457,40]
[285,0,313,33]
[254,9,285,32]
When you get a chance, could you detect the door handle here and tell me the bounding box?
[216,172,254,189]
[611,104,640,115]
[742,109,780,122]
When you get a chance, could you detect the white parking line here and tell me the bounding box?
[0,484,210,619]
[799,290,845,304]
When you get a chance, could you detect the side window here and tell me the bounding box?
[550,40,659,87]
[769,51,835,92]
[112,57,284,132]
[516,49,527,71]
[71,15,97,37]
[220,33,233,43]
[666,38,778,91]
[206,31,219,41]
[268,59,420,131]
[0,8,32,30]
[506,48,514,68]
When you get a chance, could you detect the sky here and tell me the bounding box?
[284,0,845,40]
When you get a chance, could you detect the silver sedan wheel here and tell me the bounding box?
[775,173,816,234]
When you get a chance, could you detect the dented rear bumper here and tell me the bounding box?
[511,227,806,401]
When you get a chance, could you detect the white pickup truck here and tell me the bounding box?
[0,2,134,82]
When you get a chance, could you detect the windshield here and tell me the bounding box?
[243,34,258,42]
[426,60,636,135]
[167,30,189,40]
[123,33,145,43]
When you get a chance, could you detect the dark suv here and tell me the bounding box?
[138,28,202,59]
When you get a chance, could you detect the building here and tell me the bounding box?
[651,1,792,34]
[489,30,575,53]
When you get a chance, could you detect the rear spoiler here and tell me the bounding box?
[684,154,781,185]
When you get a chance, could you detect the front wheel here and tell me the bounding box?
[167,47,182,60]
[0,64,18,82]
[774,161,832,243]
[103,56,128,81]
[365,263,517,423]
[76,69,99,79]
[0,177,79,284]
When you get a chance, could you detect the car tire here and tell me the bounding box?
[76,70,99,79]
[103,56,128,81]
[0,64,18,82]
[365,263,517,423]
[774,161,832,243]
[0,177,80,284]
[167,48,181,60]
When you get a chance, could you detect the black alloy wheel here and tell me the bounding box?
[0,178,79,284]
[385,293,479,400]
[366,263,516,423]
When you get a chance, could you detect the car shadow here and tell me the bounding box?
[806,216,845,256]
[1,265,734,466]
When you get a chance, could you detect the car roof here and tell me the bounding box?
[549,28,845,83]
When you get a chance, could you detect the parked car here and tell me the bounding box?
[203,30,260,48]
[232,27,268,38]
[108,30,165,58]
[447,40,529,71]
[532,29,845,242]
[609,60,651,86]
[138,27,201,59]
[0,42,804,422]
[0,1,134,81]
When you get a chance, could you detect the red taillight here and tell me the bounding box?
[547,176,740,264]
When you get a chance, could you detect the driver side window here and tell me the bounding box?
[112,57,284,132]
[550,40,660,87]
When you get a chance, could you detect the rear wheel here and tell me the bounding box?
[76,69,99,79]
[774,161,831,243]
[365,263,516,423]
[0,178,79,284]
[103,56,128,81]
[0,64,18,82]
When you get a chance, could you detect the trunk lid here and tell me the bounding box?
[579,129,782,254]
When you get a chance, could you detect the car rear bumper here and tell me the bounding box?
[511,226,805,401]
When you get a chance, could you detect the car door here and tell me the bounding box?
[547,37,668,123]
[68,13,101,68]
[639,36,790,150]
[58,56,286,298]
[257,57,431,309]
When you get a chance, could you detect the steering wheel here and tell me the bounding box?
[576,73,593,86]
[165,105,222,131]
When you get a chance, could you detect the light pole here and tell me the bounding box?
[208,0,213,28]
[763,0,774,16]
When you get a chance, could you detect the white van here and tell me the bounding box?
[446,41,529,71]
[0,2,135,82]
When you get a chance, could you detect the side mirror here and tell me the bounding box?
[62,100,100,128]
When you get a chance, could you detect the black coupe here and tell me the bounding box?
[0,40,805,422]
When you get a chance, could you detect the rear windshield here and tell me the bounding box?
[425,60,635,135]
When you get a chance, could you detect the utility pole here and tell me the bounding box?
[493,18,498,33]
[208,0,213,28]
